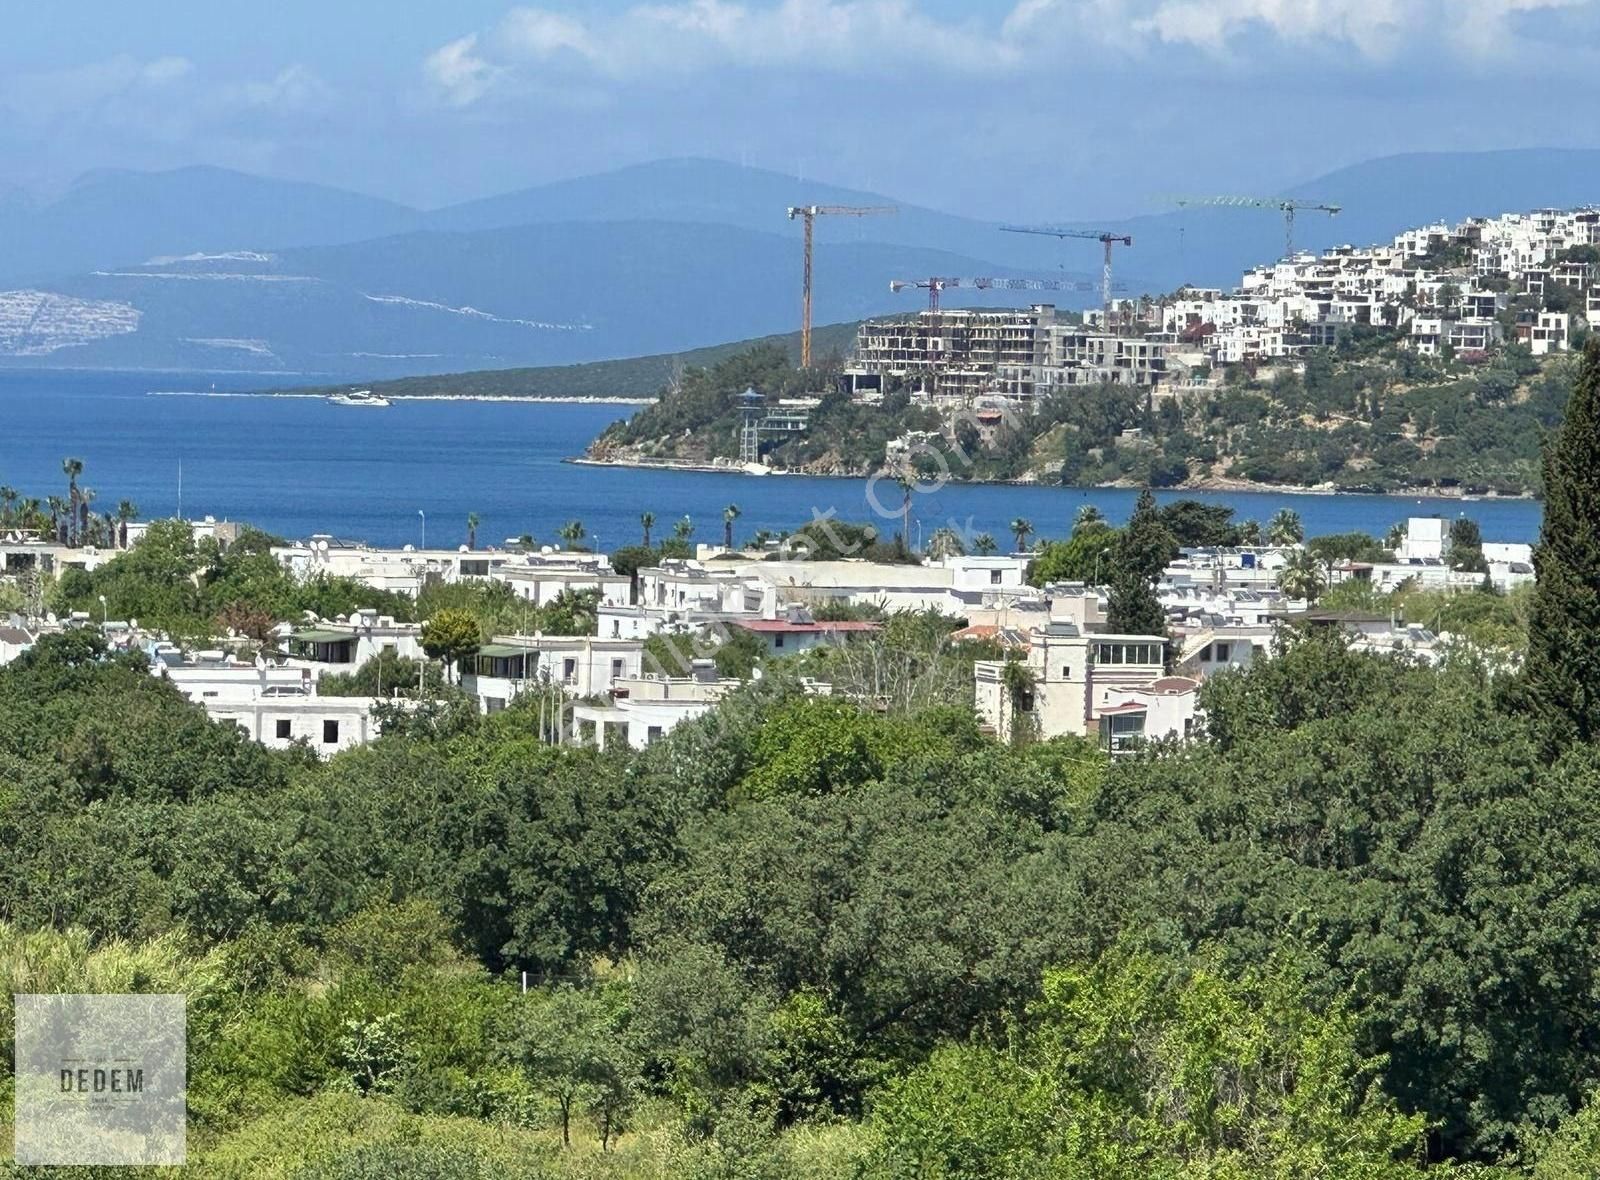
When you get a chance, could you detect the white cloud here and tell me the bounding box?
[230,65,335,113]
[424,34,504,107]
[426,0,1593,105]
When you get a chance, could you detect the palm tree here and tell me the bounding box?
[45,496,65,544]
[466,512,480,550]
[77,488,95,545]
[1384,521,1407,552]
[115,500,137,549]
[557,520,586,548]
[61,457,82,546]
[926,526,966,560]
[1073,504,1104,535]
[1010,517,1034,553]
[1267,508,1304,546]
[896,475,914,547]
[1236,518,1263,546]
[640,511,656,548]
[722,503,741,551]
[673,515,694,541]
[1277,548,1324,602]
[973,533,998,555]
[0,486,16,528]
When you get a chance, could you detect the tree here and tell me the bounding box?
[722,503,741,551]
[867,950,1428,1179]
[1009,518,1034,553]
[640,511,655,548]
[1236,517,1264,545]
[496,986,635,1149]
[972,533,998,556]
[115,500,137,549]
[1449,516,1487,572]
[1073,504,1105,535]
[1278,547,1325,602]
[78,487,95,546]
[1104,490,1172,635]
[61,457,82,546]
[556,520,585,549]
[1524,336,1600,752]
[1268,507,1305,545]
[465,512,480,550]
[674,515,694,541]
[925,527,966,560]
[1027,525,1116,587]
[421,609,481,682]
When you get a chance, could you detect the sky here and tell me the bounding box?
[3,0,1600,222]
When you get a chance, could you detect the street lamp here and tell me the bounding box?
[97,594,107,626]
[1093,547,1111,586]
[417,509,426,549]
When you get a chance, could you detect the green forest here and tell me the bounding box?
[594,331,1575,496]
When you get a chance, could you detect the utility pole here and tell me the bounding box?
[786,204,895,367]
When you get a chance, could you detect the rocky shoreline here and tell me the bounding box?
[567,452,1535,501]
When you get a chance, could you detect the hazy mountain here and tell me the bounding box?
[424,157,1052,270]
[10,221,1053,377]
[0,166,421,284]
[5,148,1599,376]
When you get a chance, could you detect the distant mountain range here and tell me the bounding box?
[1,149,1597,378]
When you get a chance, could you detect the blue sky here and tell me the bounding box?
[4,1,1599,220]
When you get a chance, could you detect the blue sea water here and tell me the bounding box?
[0,369,1545,547]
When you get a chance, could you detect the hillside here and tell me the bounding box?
[594,334,1575,497]
[273,321,864,399]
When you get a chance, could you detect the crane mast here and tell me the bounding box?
[999,225,1132,322]
[785,203,895,367]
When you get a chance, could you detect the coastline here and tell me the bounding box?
[566,454,1537,501]
[149,391,657,404]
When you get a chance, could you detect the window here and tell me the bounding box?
[562,658,576,682]
[322,719,340,744]
[647,725,663,744]
[989,570,1002,585]
[1061,666,1071,680]
[275,719,291,740]
[611,659,624,680]
[1215,642,1231,662]
[774,634,785,648]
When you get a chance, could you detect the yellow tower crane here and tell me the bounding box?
[786,204,895,368]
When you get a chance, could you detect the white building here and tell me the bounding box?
[570,661,737,750]
[279,610,425,679]
[974,622,1186,750]
[151,652,389,756]
[459,634,645,713]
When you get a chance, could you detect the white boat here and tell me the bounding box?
[329,389,391,407]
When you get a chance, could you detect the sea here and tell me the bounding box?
[0,369,1546,547]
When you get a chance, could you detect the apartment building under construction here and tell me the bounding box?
[844,304,1167,404]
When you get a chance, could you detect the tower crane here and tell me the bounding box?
[786,204,895,367]
[1170,196,1341,259]
[999,226,1132,318]
[888,276,1109,312]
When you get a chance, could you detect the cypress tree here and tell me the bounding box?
[1524,335,1600,752]
[1106,489,1174,637]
